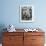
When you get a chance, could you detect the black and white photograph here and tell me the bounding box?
[20,5,34,22]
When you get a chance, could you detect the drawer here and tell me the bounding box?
[24,32,44,36]
[3,44,15,46]
[24,35,44,45]
[3,35,23,44]
[3,43,23,46]
[24,32,45,36]
[32,36,45,44]
[3,32,23,36]
[31,44,44,46]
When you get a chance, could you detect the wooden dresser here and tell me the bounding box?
[2,29,45,46]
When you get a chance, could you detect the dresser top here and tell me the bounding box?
[4,29,44,33]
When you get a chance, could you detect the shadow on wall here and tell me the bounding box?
[0,24,7,43]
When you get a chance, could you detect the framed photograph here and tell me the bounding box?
[20,5,34,22]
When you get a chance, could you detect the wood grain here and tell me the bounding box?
[2,30,45,46]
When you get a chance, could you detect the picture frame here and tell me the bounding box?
[20,5,34,22]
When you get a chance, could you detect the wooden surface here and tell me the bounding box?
[24,32,45,46]
[2,29,45,46]
[3,32,24,46]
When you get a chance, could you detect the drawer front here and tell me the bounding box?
[3,36,23,44]
[32,44,44,46]
[3,43,23,46]
[24,32,44,36]
[3,32,23,36]
[32,36,45,44]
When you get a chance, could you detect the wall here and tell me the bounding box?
[0,0,46,29]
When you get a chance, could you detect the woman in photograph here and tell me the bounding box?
[22,7,32,20]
